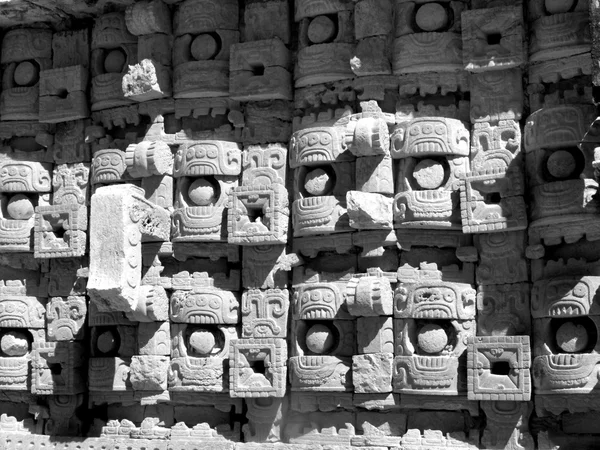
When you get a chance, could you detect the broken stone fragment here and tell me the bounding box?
[122,59,172,102]
[346,191,393,230]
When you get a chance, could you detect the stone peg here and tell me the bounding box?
[126,140,174,178]
[346,272,394,316]
[348,116,390,157]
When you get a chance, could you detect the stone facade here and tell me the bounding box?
[0,0,598,449]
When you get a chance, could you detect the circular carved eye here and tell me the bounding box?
[195,148,206,158]
[435,125,445,135]
[111,156,121,166]
[573,283,586,297]
[410,126,420,136]
[320,133,331,145]
[207,147,218,158]
[308,134,319,146]
[422,124,433,134]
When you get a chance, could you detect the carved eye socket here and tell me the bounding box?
[111,157,120,166]
[310,291,321,301]
[322,291,334,303]
[1,169,7,176]
[410,126,420,136]
[19,168,27,176]
[320,134,331,145]
[187,150,194,159]
[573,284,586,297]
[195,148,206,158]
[546,285,557,299]
[301,293,309,304]
[207,147,218,158]
[308,134,319,146]
[101,158,109,167]
[422,124,433,134]
[435,125,445,135]
[299,136,308,149]
[8,167,17,176]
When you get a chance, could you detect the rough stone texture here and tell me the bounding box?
[0,0,594,447]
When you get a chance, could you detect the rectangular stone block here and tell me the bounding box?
[242,289,290,339]
[229,338,287,398]
[462,6,525,72]
[357,316,394,354]
[353,353,393,394]
[32,342,86,394]
[467,335,531,401]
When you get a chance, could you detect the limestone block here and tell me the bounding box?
[351,36,392,77]
[530,11,590,63]
[227,184,289,245]
[244,0,291,44]
[295,43,355,88]
[51,163,90,208]
[0,294,46,328]
[52,29,90,69]
[126,140,173,178]
[242,144,288,187]
[292,196,351,237]
[475,231,528,285]
[355,0,393,39]
[243,397,285,443]
[393,33,462,74]
[169,323,237,393]
[54,120,91,164]
[292,320,355,358]
[125,0,172,36]
[353,353,394,393]
[480,401,533,450]
[39,65,90,123]
[462,6,525,72]
[394,1,466,37]
[32,342,86,395]
[229,338,287,398]
[289,356,352,392]
[289,125,354,168]
[138,34,172,67]
[34,204,87,258]
[46,296,87,341]
[90,324,136,357]
[353,411,407,447]
[0,159,52,193]
[242,289,290,339]
[122,59,172,102]
[467,336,530,401]
[243,100,293,145]
[392,354,460,395]
[91,149,130,185]
[129,355,169,391]
[293,280,352,321]
[46,257,88,297]
[346,191,393,230]
[460,169,528,233]
[470,69,523,123]
[230,39,293,101]
[477,283,531,336]
[90,13,137,111]
[346,271,393,316]
[170,288,239,324]
[357,316,394,354]
[294,162,354,201]
[0,29,52,121]
[137,322,170,356]
[242,245,294,289]
[87,184,170,314]
[173,0,238,36]
[356,155,394,194]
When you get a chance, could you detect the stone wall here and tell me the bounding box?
[0,0,598,448]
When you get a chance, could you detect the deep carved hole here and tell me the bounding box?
[53,226,66,240]
[49,363,62,376]
[249,359,266,375]
[251,64,265,76]
[56,89,69,99]
[487,33,502,45]
[486,192,502,204]
[491,361,511,376]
